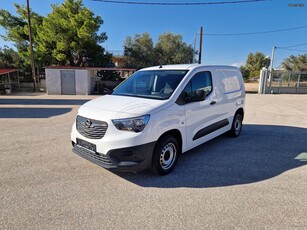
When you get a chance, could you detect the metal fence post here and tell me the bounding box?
[287,72,291,87]
[258,69,264,94]
[297,72,301,94]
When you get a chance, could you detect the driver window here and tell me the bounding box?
[184,71,213,102]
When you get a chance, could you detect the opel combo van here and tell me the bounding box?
[71,64,245,175]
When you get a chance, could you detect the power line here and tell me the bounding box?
[278,42,307,49]
[198,25,307,36]
[277,47,307,53]
[90,0,270,6]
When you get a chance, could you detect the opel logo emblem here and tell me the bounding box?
[85,119,92,128]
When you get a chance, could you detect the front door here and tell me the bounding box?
[183,71,218,149]
[61,70,76,95]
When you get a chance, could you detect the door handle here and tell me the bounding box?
[210,101,216,105]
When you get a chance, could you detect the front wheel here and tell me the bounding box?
[229,113,243,137]
[151,135,179,175]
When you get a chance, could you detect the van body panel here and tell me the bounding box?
[71,64,245,173]
[183,89,218,150]
[81,94,171,118]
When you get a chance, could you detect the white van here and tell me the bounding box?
[71,64,245,175]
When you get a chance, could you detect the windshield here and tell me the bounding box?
[112,70,188,100]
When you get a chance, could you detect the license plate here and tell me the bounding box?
[77,138,96,152]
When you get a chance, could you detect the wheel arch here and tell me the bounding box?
[157,129,183,154]
[235,107,244,121]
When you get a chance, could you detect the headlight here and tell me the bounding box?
[112,115,150,132]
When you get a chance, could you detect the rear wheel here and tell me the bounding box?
[151,135,179,175]
[229,113,243,137]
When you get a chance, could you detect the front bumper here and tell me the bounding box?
[72,141,156,172]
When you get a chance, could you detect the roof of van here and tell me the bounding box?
[141,64,240,71]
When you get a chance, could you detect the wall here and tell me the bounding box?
[244,83,258,93]
[46,69,61,95]
[75,70,89,95]
[269,87,307,94]
[46,68,91,95]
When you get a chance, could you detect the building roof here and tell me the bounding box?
[45,66,136,71]
[0,68,18,75]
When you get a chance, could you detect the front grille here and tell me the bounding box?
[73,144,113,166]
[76,115,108,139]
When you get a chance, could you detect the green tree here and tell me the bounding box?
[282,54,307,71]
[1,0,111,71]
[155,32,194,65]
[124,32,194,69]
[36,0,108,67]
[240,52,270,81]
[0,4,43,74]
[124,32,154,69]
[239,66,251,82]
[0,46,22,68]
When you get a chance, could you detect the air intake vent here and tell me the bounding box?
[76,115,108,139]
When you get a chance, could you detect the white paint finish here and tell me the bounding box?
[80,95,169,119]
[184,91,219,150]
[72,64,245,168]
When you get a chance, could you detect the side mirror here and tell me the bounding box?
[175,89,206,105]
[175,91,187,105]
[195,89,206,101]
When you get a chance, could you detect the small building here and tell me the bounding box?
[0,68,20,94]
[45,66,136,95]
[112,56,127,68]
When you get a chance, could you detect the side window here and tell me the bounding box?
[184,71,212,103]
[221,74,241,93]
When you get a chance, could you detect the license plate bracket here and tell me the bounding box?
[76,138,96,152]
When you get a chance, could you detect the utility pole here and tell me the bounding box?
[26,0,37,91]
[198,26,203,64]
[268,46,276,92]
[193,34,197,63]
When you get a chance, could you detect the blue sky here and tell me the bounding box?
[0,0,307,68]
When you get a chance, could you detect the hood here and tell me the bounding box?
[78,95,170,120]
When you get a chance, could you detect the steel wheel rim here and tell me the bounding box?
[234,116,242,135]
[159,143,176,170]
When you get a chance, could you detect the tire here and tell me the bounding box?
[151,135,179,176]
[229,113,243,137]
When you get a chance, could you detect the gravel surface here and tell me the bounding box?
[0,93,306,229]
